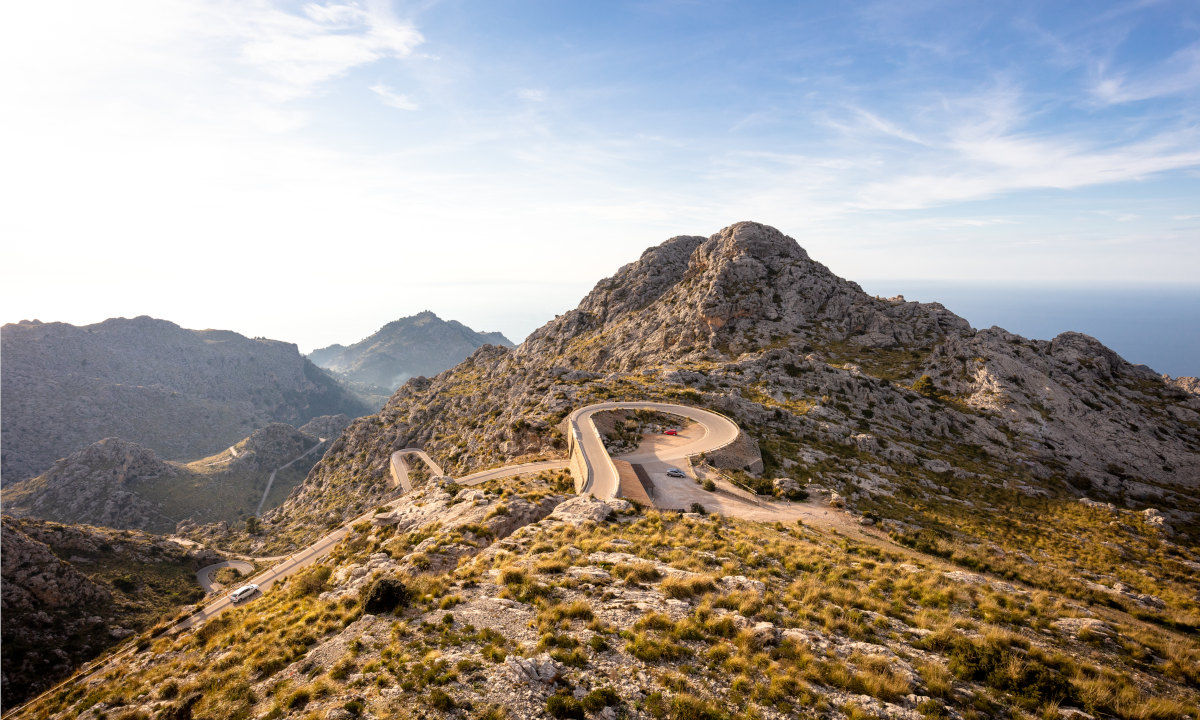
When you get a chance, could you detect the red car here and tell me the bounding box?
[664,429,679,436]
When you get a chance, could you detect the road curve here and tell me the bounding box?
[256,438,328,517]
[568,402,741,499]
[389,449,445,492]
[195,559,255,593]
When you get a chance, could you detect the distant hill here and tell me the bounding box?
[1,415,351,534]
[308,311,512,407]
[1,317,370,482]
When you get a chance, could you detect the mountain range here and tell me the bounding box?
[1,317,370,483]
[308,311,513,407]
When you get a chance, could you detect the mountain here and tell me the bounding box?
[1,316,370,483]
[10,222,1200,720]
[1,415,351,534]
[308,311,513,407]
[1,516,218,708]
[251,222,1197,550]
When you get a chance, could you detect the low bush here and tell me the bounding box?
[546,691,585,719]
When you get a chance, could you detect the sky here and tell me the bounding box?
[2,0,1198,363]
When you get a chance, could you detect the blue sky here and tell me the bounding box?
[1,0,1198,353]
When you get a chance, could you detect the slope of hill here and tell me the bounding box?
[17,476,1199,720]
[308,311,513,407]
[1,516,218,709]
[2,416,350,533]
[9,222,1200,720]
[1,316,370,482]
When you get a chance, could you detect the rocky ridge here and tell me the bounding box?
[1,316,370,483]
[2,416,349,534]
[20,473,1198,720]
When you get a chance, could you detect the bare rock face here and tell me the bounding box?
[1,316,370,483]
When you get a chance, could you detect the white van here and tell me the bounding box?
[229,584,259,604]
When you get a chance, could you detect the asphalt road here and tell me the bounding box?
[389,448,445,492]
[459,459,570,486]
[195,559,255,593]
[256,438,327,517]
[568,402,741,499]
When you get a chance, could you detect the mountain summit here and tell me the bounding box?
[308,311,512,406]
[521,221,967,370]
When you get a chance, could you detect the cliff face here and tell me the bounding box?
[308,311,513,406]
[0,516,217,708]
[251,222,1199,553]
[1,316,370,482]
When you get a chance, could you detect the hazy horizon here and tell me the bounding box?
[8,277,1197,378]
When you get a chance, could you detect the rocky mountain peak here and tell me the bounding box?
[521,222,966,371]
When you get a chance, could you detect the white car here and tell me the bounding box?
[666,468,686,478]
[229,584,259,604]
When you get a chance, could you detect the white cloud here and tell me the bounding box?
[370,82,419,110]
[1091,42,1200,104]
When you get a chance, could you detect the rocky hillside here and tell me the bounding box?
[1,516,217,709]
[309,311,513,407]
[16,475,1199,720]
[259,222,1199,552]
[2,417,348,533]
[1,316,370,483]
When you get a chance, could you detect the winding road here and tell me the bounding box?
[389,449,445,492]
[567,402,741,498]
[195,559,255,593]
[5,401,745,717]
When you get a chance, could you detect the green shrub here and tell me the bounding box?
[582,687,620,711]
[291,565,332,597]
[112,574,137,592]
[670,694,728,720]
[913,375,937,398]
[546,691,585,719]
[429,688,455,710]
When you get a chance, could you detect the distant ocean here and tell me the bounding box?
[858,281,1200,379]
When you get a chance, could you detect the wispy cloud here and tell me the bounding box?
[370,81,419,110]
[228,1,424,101]
[517,88,547,102]
[1091,42,1200,104]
